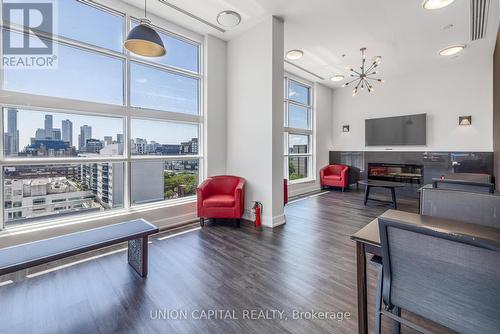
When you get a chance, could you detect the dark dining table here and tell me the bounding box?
[350,209,500,334]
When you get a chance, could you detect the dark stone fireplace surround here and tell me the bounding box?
[329,151,494,196]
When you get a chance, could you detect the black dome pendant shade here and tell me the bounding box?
[124,0,166,57]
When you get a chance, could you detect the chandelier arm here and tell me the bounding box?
[365,77,383,82]
[346,78,360,85]
[354,79,362,90]
[349,68,362,76]
[365,63,377,73]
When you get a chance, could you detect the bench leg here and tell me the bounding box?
[128,236,148,277]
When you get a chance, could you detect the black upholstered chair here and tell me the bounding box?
[373,216,500,334]
[420,185,500,228]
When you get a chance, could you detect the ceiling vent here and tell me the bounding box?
[470,0,490,40]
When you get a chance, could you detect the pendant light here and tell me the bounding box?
[124,0,166,57]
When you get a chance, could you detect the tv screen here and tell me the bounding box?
[365,114,427,146]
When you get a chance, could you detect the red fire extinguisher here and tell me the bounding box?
[252,201,263,228]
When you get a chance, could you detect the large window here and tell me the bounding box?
[284,77,313,182]
[3,34,125,105]
[0,1,203,228]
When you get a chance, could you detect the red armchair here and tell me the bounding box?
[197,175,245,227]
[320,164,349,192]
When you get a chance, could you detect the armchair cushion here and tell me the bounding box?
[203,195,235,208]
[323,175,342,181]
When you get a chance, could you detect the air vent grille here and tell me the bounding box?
[471,0,490,40]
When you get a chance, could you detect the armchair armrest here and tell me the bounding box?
[340,166,349,180]
[320,165,330,178]
[234,178,246,210]
[197,178,212,201]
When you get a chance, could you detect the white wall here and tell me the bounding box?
[289,82,334,197]
[332,56,493,152]
[204,35,227,176]
[226,16,285,227]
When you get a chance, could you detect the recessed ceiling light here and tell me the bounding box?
[216,10,241,27]
[330,75,345,82]
[422,0,455,10]
[286,50,304,60]
[439,45,465,56]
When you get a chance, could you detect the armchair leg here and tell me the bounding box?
[236,219,241,228]
[199,218,205,227]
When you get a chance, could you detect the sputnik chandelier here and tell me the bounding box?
[342,48,384,96]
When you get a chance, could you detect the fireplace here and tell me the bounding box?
[368,163,423,185]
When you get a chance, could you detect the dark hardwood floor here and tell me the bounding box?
[0,190,450,334]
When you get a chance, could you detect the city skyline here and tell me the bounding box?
[4,108,199,152]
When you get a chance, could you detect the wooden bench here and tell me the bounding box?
[0,219,158,278]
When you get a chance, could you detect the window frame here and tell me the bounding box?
[284,76,314,184]
[0,0,205,230]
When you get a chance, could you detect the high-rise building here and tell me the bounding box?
[53,128,61,140]
[35,128,46,140]
[180,138,199,155]
[116,134,124,144]
[85,139,104,154]
[62,119,73,147]
[44,115,53,139]
[104,136,113,146]
[5,108,19,156]
[78,125,92,151]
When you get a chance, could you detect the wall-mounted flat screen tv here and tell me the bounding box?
[365,113,427,146]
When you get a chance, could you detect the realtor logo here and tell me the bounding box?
[2,0,57,69]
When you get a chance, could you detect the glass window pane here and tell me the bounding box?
[131,119,198,156]
[6,1,123,51]
[288,104,310,129]
[131,159,199,204]
[3,163,124,227]
[288,157,309,181]
[3,108,124,158]
[288,134,310,154]
[130,62,199,114]
[130,21,199,72]
[288,80,310,105]
[3,33,124,105]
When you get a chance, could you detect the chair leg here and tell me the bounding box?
[199,218,204,227]
[373,259,383,334]
[392,307,401,334]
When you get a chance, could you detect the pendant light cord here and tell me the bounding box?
[144,0,147,18]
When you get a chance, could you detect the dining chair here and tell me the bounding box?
[373,217,500,334]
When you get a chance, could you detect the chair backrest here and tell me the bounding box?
[432,178,494,193]
[442,173,492,183]
[207,175,243,195]
[379,217,500,334]
[421,185,500,228]
[327,164,347,175]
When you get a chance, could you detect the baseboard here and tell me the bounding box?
[152,212,198,230]
[289,183,321,198]
[263,214,286,228]
[243,210,285,228]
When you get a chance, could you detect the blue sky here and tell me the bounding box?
[3,0,200,150]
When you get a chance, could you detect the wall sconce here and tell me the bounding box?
[459,116,472,126]
[342,125,350,132]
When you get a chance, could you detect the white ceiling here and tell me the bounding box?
[123,0,500,88]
